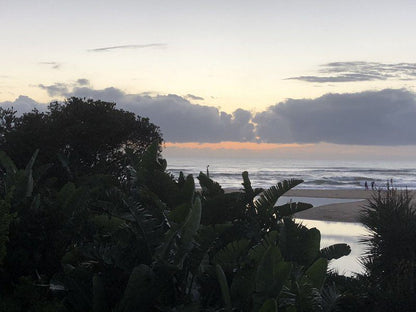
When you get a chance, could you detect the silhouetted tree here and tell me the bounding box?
[0,97,162,183]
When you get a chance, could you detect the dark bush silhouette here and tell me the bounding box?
[0,97,162,183]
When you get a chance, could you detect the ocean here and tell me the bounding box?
[166,157,416,190]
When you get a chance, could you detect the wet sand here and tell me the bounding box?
[284,189,415,223]
[284,189,370,223]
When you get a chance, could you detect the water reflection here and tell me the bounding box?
[296,219,368,276]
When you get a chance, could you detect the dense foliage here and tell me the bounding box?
[359,187,416,311]
[0,139,353,311]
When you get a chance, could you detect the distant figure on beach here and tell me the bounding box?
[365,181,368,190]
[371,181,375,190]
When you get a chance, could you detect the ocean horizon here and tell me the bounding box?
[166,157,416,190]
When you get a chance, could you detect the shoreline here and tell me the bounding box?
[223,188,412,223]
[282,189,372,223]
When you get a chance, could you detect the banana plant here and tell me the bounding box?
[0,150,40,265]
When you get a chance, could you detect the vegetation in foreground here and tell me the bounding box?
[0,98,414,311]
[358,187,416,311]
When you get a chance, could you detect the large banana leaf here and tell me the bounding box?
[279,219,322,266]
[0,151,17,176]
[304,258,328,290]
[241,171,264,213]
[254,179,304,215]
[198,172,224,197]
[117,264,155,312]
[248,231,279,264]
[255,245,283,294]
[216,264,232,312]
[254,245,291,310]
[155,197,202,268]
[320,243,351,260]
[242,171,254,197]
[92,274,109,312]
[0,150,38,199]
[275,202,313,218]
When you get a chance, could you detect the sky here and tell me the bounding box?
[2,0,416,160]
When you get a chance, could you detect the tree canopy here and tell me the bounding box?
[0,97,162,182]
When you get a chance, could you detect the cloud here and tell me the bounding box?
[0,95,47,115]
[287,73,386,83]
[87,43,167,52]
[39,61,61,69]
[65,87,255,142]
[38,83,69,97]
[185,94,204,101]
[4,82,416,146]
[287,61,416,83]
[254,89,416,145]
[76,78,90,86]
[38,79,90,97]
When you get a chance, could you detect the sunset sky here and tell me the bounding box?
[2,0,416,159]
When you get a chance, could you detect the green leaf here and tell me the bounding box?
[118,264,155,312]
[169,203,191,223]
[302,228,321,265]
[213,239,250,272]
[269,261,292,298]
[156,196,202,267]
[304,258,328,290]
[255,245,283,293]
[135,140,164,185]
[242,171,254,197]
[93,274,109,312]
[216,264,232,312]
[0,151,17,176]
[230,267,255,305]
[248,231,279,264]
[24,148,38,175]
[275,202,313,218]
[198,172,224,197]
[259,298,278,312]
[0,194,14,264]
[180,196,202,249]
[24,149,39,197]
[254,179,304,215]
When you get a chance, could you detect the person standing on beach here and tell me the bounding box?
[365,181,368,190]
[371,181,375,190]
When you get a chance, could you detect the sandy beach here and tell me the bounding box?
[284,189,373,223]
[224,188,415,223]
[284,189,415,222]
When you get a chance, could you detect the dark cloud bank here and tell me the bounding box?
[2,82,416,146]
[255,89,416,145]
